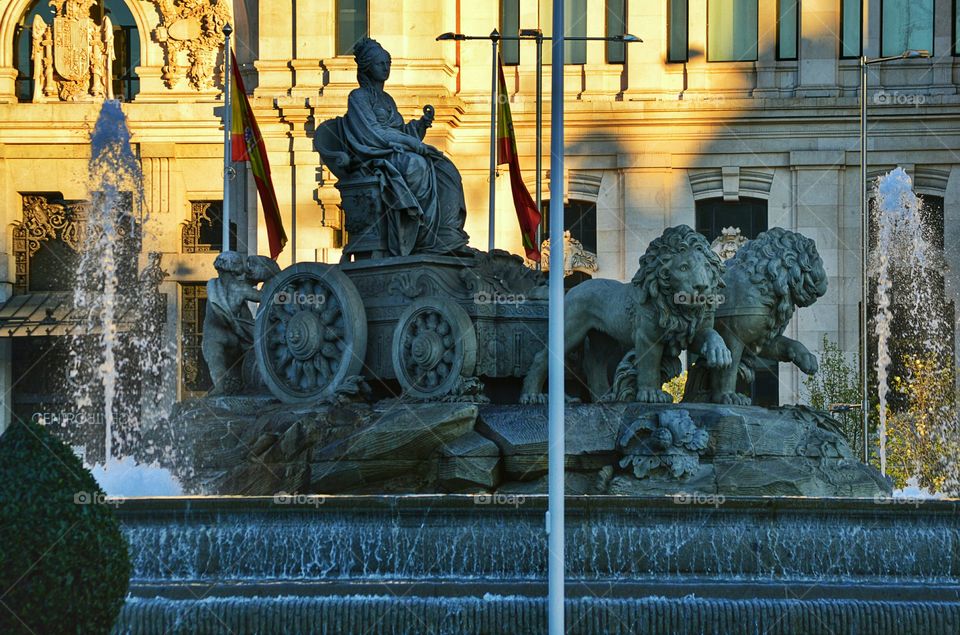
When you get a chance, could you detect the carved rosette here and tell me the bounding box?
[392,298,477,400]
[255,264,368,403]
[154,0,232,91]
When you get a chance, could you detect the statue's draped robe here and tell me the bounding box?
[339,86,469,256]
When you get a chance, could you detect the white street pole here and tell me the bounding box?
[547,2,565,633]
[488,30,500,253]
[860,56,869,466]
[222,24,233,253]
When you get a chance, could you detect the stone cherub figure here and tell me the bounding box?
[314,37,469,256]
[202,251,280,395]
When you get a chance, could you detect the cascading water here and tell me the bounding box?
[68,100,180,495]
[871,168,946,476]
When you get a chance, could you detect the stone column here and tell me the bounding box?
[255,0,295,97]
[796,0,840,97]
[754,0,779,97]
[581,0,621,99]
[789,151,847,402]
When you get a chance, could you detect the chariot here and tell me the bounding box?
[253,175,549,404]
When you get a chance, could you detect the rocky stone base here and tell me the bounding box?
[160,398,891,497]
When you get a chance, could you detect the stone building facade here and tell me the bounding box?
[0,0,957,433]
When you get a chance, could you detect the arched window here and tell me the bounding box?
[541,198,598,289]
[14,0,140,103]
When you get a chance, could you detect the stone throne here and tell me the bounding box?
[314,117,389,261]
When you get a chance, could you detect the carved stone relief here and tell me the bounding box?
[153,0,231,91]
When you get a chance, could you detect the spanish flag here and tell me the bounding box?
[230,52,287,260]
[496,56,542,262]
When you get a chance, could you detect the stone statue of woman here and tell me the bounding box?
[31,15,47,103]
[336,37,470,256]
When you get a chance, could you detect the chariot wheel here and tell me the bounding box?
[392,298,477,399]
[255,263,367,403]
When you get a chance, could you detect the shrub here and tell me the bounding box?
[0,418,130,634]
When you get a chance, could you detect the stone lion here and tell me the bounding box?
[520,225,732,404]
[683,227,828,405]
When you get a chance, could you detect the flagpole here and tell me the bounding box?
[221,24,233,252]
[488,29,500,252]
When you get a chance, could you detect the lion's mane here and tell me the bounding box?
[630,225,726,348]
[726,227,825,344]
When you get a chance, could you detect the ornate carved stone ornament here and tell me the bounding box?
[153,0,231,91]
[31,0,114,102]
[710,226,748,261]
[539,230,599,277]
[12,195,88,294]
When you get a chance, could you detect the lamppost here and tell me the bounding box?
[859,48,930,465]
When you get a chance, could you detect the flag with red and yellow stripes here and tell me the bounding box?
[230,52,287,260]
[496,55,542,262]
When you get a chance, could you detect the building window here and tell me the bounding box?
[337,0,368,56]
[13,194,87,294]
[501,0,520,65]
[605,0,626,64]
[954,0,960,55]
[881,0,933,57]
[180,283,212,397]
[841,0,862,58]
[707,0,758,62]
[565,0,587,64]
[668,0,689,63]
[777,0,800,60]
[695,197,777,406]
[181,201,237,253]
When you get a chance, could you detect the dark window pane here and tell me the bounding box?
[955,0,960,55]
[605,0,626,64]
[707,0,758,62]
[841,0,862,58]
[337,0,368,56]
[501,0,520,65]
[881,0,933,57]
[668,0,689,63]
[777,0,799,60]
[565,0,587,64]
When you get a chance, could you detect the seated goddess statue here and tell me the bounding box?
[315,38,470,257]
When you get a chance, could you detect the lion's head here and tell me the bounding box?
[631,225,726,347]
[727,227,828,341]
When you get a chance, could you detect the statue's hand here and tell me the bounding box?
[417,143,443,158]
[422,104,435,128]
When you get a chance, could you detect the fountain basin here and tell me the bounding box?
[113,495,960,634]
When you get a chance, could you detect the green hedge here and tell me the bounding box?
[0,418,130,634]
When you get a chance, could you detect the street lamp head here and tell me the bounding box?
[519,28,542,37]
[436,32,465,41]
[903,49,931,58]
[620,33,642,43]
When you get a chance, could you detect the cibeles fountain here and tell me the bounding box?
[162,39,883,500]
[100,39,960,634]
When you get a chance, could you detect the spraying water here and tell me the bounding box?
[68,100,180,494]
[871,168,945,476]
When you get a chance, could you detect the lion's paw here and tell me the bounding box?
[794,351,819,375]
[716,392,751,406]
[635,388,673,404]
[519,392,548,405]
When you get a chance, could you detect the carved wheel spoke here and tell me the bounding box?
[392,298,476,400]
[255,264,367,403]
